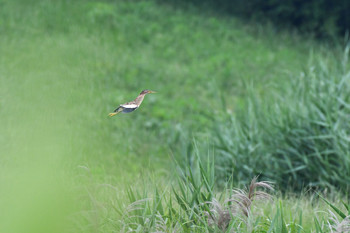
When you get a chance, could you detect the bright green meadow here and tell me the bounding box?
[1,0,349,232]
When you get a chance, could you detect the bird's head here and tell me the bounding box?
[140,89,157,95]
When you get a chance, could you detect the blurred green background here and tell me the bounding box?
[0,0,349,232]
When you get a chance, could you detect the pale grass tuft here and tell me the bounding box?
[203,198,237,231]
[120,198,152,232]
[328,210,350,233]
[228,176,274,217]
[125,198,152,214]
[154,213,181,233]
[203,176,273,231]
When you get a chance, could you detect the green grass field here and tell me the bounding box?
[1,0,349,232]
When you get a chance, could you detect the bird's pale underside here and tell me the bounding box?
[108,89,156,117]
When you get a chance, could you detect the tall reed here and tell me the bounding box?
[213,47,350,191]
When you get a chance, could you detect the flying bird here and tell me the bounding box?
[108,89,156,117]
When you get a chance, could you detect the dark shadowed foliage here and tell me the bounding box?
[165,0,350,38]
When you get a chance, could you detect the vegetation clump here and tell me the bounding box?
[117,156,350,232]
[213,48,350,191]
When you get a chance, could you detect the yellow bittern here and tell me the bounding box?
[108,89,156,117]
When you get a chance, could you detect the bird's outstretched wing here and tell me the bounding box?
[120,101,138,113]
[121,107,137,113]
[108,102,139,117]
[120,103,138,109]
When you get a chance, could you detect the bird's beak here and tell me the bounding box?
[149,90,157,93]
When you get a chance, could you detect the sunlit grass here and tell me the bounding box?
[113,155,349,232]
[0,0,347,232]
[211,49,350,191]
[1,0,324,182]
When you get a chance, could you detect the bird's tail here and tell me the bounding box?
[108,107,123,117]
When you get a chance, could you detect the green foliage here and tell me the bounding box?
[0,0,323,182]
[117,157,349,232]
[318,193,350,220]
[117,152,215,232]
[173,0,350,37]
[241,0,350,37]
[1,0,350,232]
[213,48,350,191]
